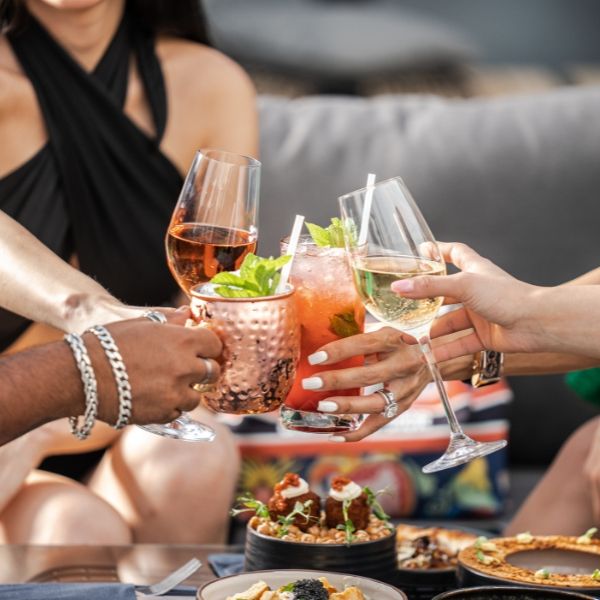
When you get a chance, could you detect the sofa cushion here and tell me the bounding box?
[257,86,600,464]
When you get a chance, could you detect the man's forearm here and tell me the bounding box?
[0,341,84,445]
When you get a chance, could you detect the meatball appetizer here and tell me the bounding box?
[268,473,321,532]
[325,476,370,531]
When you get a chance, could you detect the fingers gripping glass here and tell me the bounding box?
[338,177,506,472]
[141,149,260,442]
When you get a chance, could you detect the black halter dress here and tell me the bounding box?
[0,11,183,350]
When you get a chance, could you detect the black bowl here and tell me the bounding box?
[433,585,597,600]
[244,523,398,583]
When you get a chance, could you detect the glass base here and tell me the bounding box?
[280,405,364,433]
[422,434,507,474]
[139,414,216,442]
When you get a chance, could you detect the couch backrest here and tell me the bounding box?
[257,87,600,465]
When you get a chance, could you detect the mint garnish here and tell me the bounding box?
[306,218,346,248]
[209,253,291,298]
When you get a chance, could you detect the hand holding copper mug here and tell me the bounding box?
[190,254,300,415]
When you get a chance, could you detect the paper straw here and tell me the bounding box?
[358,173,376,246]
[277,214,305,293]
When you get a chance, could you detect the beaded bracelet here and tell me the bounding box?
[87,325,133,429]
[64,332,99,440]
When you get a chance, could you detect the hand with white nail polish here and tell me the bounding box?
[303,324,476,443]
[302,376,324,390]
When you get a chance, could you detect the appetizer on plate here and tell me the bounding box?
[459,530,600,590]
[226,576,366,600]
[396,524,477,569]
[234,472,394,545]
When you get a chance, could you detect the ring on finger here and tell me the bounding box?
[375,387,399,418]
[191,357,217,392]
[142,310,167,324]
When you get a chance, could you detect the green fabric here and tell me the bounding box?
[566,368,600,407]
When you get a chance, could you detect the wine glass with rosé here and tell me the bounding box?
[166,149,260,294]
[339,177,506,473]
[141,149,260,442]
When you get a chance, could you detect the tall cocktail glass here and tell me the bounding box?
[280,235,366,432]
[190,283,300,414]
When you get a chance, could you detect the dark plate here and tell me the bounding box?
[433,585,597,600]
[459,561,600,596]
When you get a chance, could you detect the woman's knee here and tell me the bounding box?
[555,416,600,463]
[118,414,240,492]
[0,474,131,544]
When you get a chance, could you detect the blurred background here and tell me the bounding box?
[199,0,600,528]
[204,0,600,96]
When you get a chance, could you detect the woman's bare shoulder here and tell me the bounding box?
[155,37,255,104]
[0,36,24,110]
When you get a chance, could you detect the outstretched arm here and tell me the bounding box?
[395,242,600,360]
[0,210,141,332]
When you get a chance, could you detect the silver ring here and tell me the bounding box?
[142,310,167,324]
[376,387,399,418]
[199,357,215,384]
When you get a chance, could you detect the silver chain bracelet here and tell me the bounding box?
[87,325,133,429]
[64,332,99,440]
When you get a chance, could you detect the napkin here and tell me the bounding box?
[207,553,244,577]
[0,583,135,599]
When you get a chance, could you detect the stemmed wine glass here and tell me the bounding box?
[140,149,260,442]
[338,176,506,473]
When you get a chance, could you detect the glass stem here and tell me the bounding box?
[419,336,464,436]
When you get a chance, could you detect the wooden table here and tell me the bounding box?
[0,544,242,588]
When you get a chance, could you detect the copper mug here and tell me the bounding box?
[189,284,300,414]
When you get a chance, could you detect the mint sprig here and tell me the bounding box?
[306,218,347,248]
[209,253,291,298]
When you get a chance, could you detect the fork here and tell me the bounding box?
[135,558,202,596]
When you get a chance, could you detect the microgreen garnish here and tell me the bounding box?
[306,218,346,248]
[209,253,291,298]
[281,583,295,592]
[516,531,534,544]
[475,536,498,552]
[475,550,498,566]
[277,500,315,537]
[535,568,550,579]
[230,493,270,519]
[592,568,600,581]
[337,498,356,545]
[363,486,391,522]
[577,527,598,545]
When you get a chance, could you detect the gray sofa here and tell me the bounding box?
[256,86,600,467]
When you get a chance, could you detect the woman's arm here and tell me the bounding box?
[0,210,141,332]
[410,244,600,360]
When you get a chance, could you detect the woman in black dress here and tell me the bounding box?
[0,0,257,543]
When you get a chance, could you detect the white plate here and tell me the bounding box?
[197,569,407,599]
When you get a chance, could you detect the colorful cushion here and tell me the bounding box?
[233,380,512,520]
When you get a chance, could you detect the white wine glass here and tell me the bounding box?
[338,176,506,473]
[141,149,260,442]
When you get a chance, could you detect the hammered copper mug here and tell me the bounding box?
[189,284,300,414]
